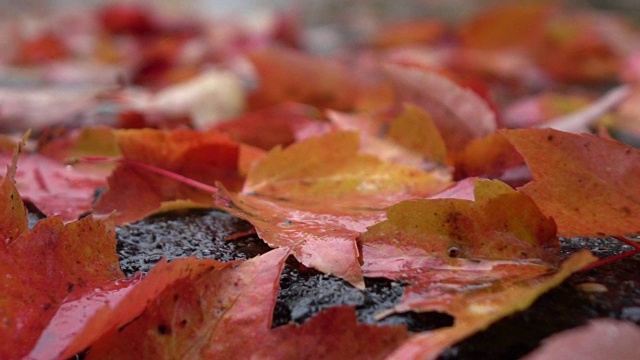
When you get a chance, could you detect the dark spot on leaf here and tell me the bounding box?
[448,247,461,258]
[547,135,554,141]
[179,319,188,328]
[67,283,75,294]
[157,324,170,335]
[621,206,631,215]
[43,303,52,311]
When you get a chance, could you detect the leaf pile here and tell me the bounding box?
[1,2,640,359]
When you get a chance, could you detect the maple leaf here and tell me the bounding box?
[458,2,553,50]
[385,252,595,360]
[387,103,448,165]
[0,152,107,221]
[327,103,447,168]
[93,128,258,224]
[210,102,328,150]
[362,179,559,278]
[216,131,451,288]
[503,128,640,237]
[252,306,408,360]
[368,19,446,48]
[247,47,361,111]
[359,179,595,359]
[537,13,626,84]
[85,248,289,359]
[33,257,230,359]
[0,171,122,359]
[522,319,640,360]
[453,132,525,183]
[385,65,496,152]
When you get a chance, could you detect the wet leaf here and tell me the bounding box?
[385,65,496,152]
[217,131,450,288]
[43,257,229,360]
[210,102,328,150]
[94,129,253,224]
[86,248,289,359]
[503,128,640,236]
[0,173,122,359]
[522,319,640,360]
[247,47,360,111]
[453,132,524,181]
[0,171,28,244]
[359,179,593,359]
[385,251,595,360]
[458,2,553,50]
[387,103,447,164]
[254,306,409,360]
[0,152,107,221]
[362,179,559,273]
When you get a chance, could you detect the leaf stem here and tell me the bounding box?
[580,236,640,271]
[79,156,218,194]
[612,235,640,250]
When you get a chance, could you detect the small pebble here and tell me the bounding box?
[577,282,608,293]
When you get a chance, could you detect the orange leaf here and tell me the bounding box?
[94,129,252,224]
[86,248,289,359]
[386,251,595,360]
[0,152,108,222]
[385,65,496,152]
[210,102,328,150]
[217,131,450,288]
[458,2,553,50]
[387,103,447,164]
[0,173,28,244]
[0,174,122,358]
[503,128,640,237]
[254,307,408,360]
[247,47,360,111]
[41,257,230,359]
[362,179,559,272]
[359,179,593,359]
[453,132,524,181]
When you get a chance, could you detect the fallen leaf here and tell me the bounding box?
[45,257,229,360]
[210,102,328,150]
[247,47,360,111]
[522,319,640,360]
[359,178,583,359]
[362,179,559,275]
[385,65,496,152]
[503,128,640,236]
[537,13,625,83]
[458,2,552,50]
[93,129,252,224]
[386,103,447,164]
[0,152,107,221]
[453,132,524,181]
[0,170,122,359]
[86,248,289,359]
[369,19,446,48]
[0,171,28,244]
[538,85,630,133]
[326,105,447,169]
[254,306,409,360]
[385,251,595,360]
[216,131,450,288]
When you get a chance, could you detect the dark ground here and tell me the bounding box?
[111,208,640,360]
